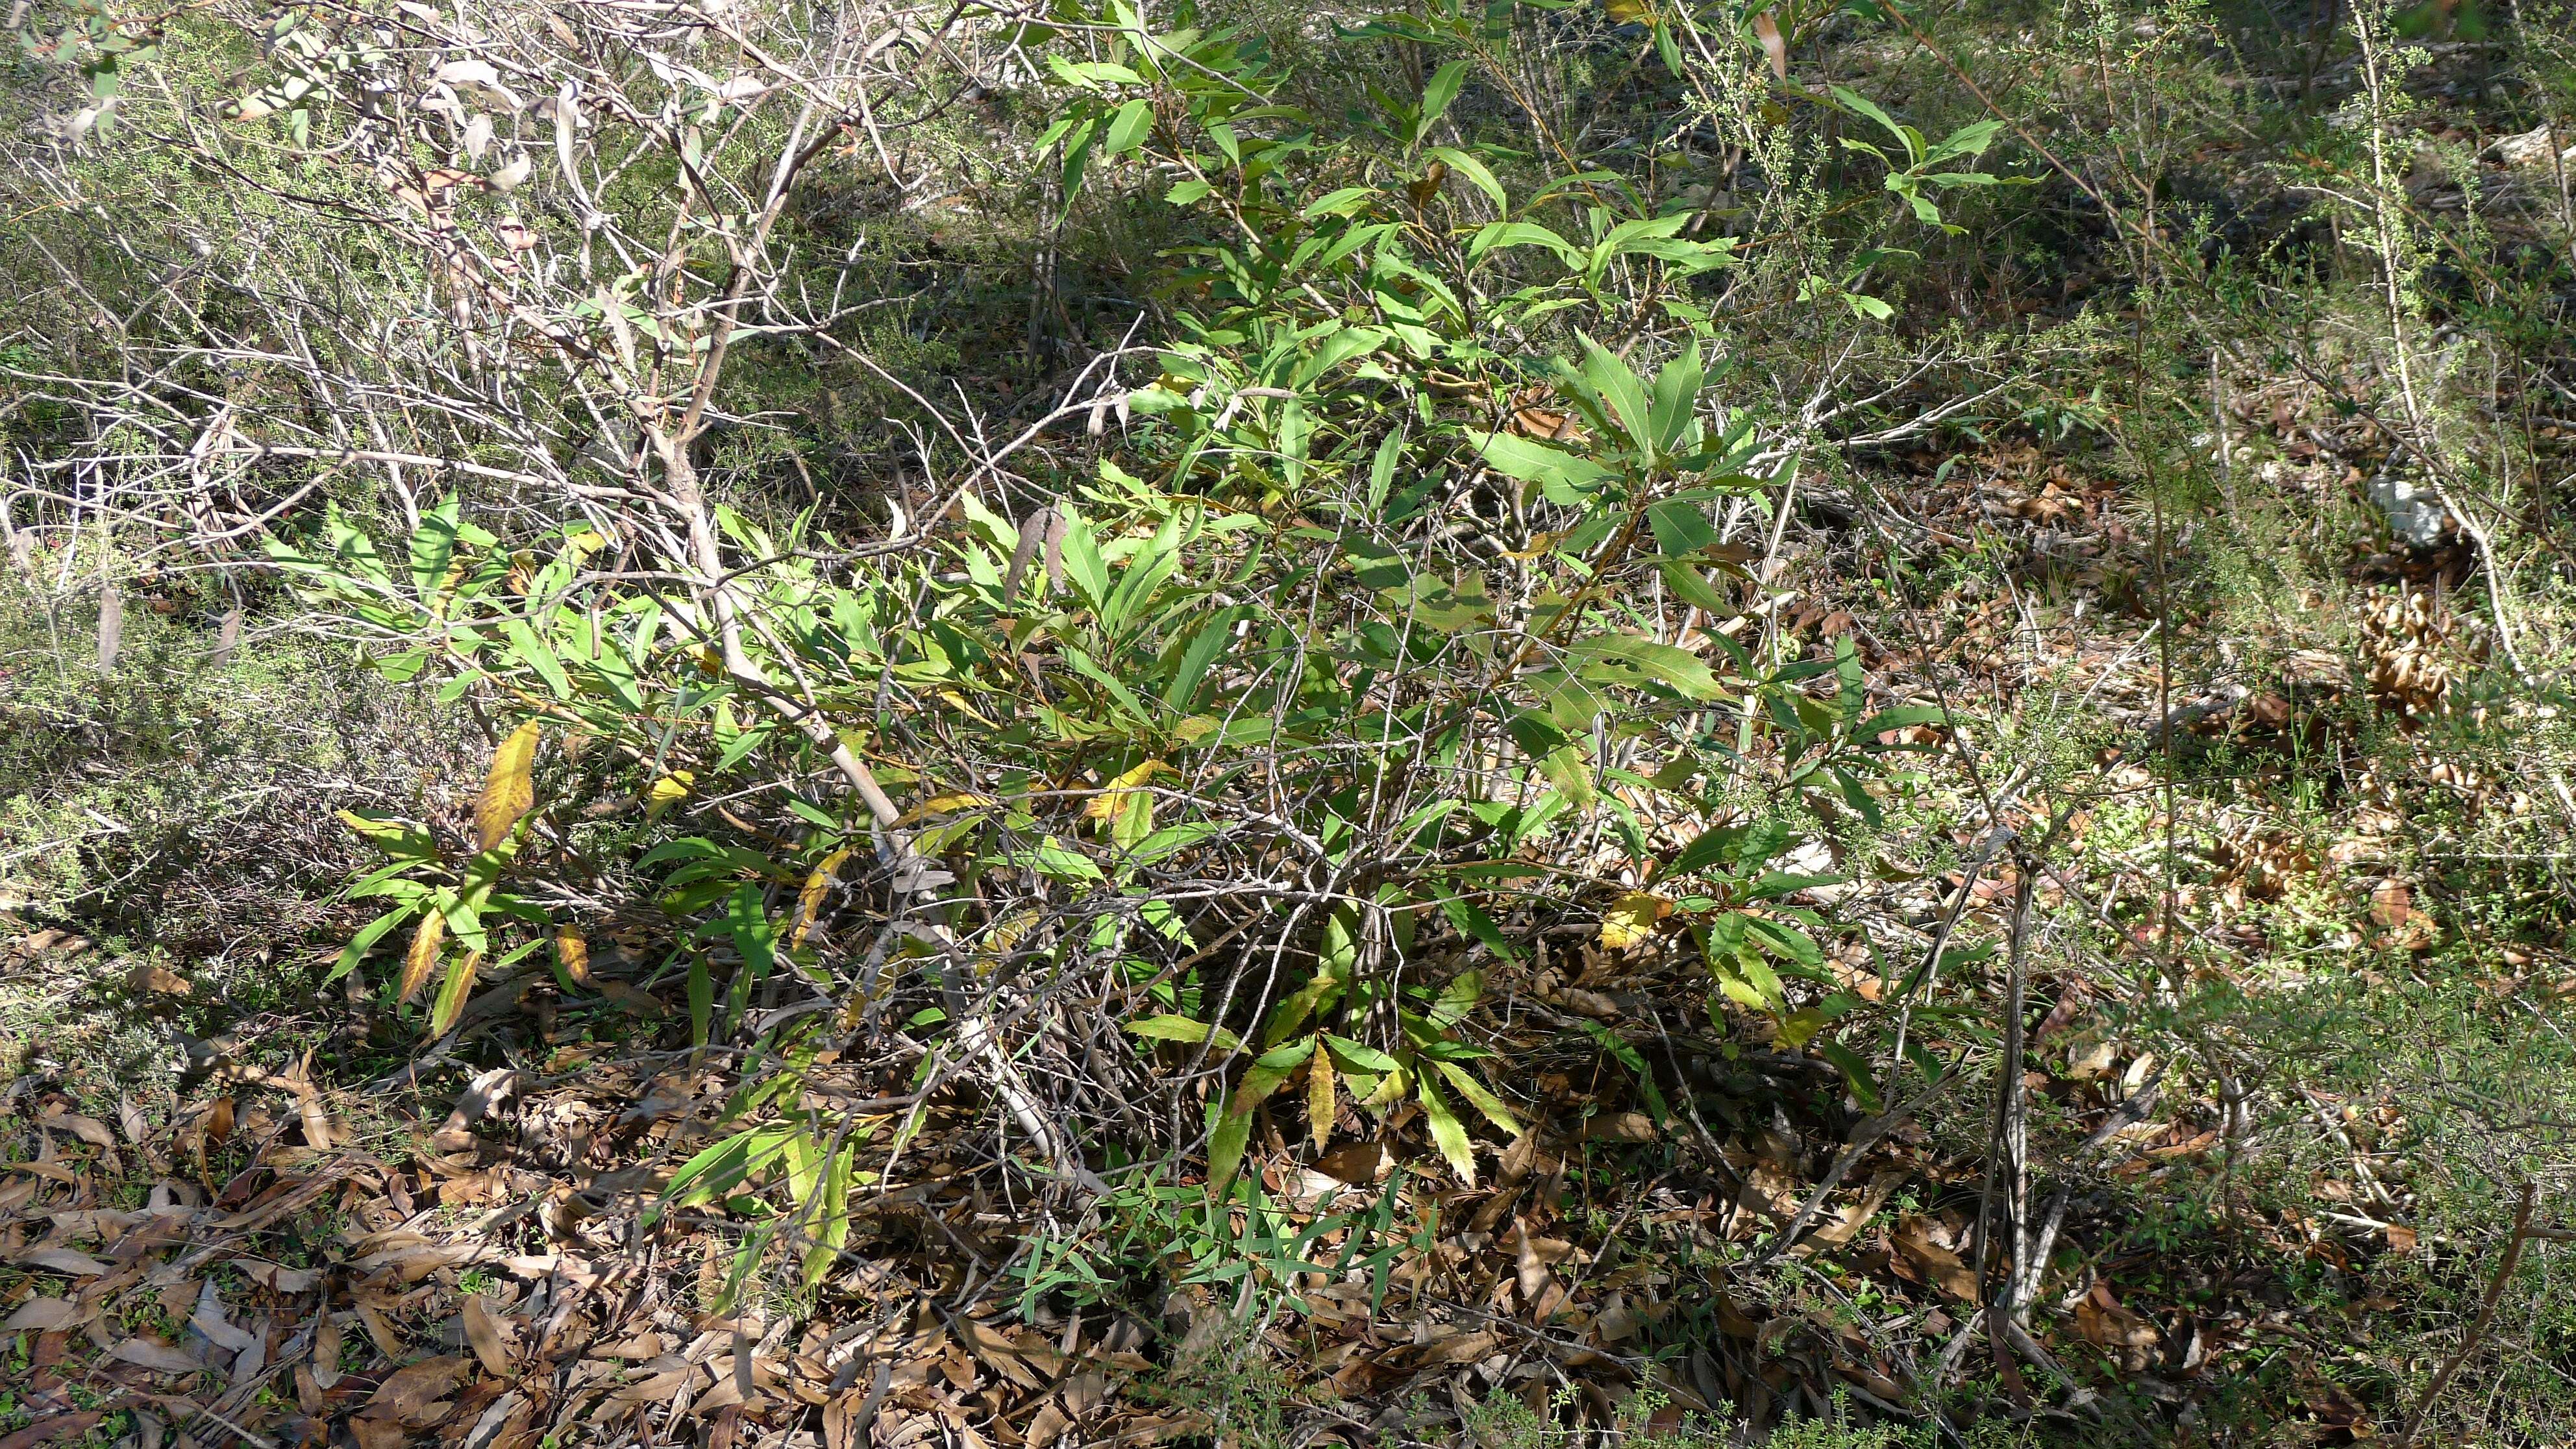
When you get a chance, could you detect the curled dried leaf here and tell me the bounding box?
[1751,10,1789,82]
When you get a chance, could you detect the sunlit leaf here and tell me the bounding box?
[1416,1073,1476,1187]
[1599,889,1672,949]
[397,907,445,1005]
[475,721,541,852]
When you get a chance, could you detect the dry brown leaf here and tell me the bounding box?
[462,1294,514,1378]
[1415,1328,1499,1367]
[97,586,123,672]
[42,1113,116,1150]
[475,721,542,852]
[191,1280,257,1354]
[434,1068,526,1152]
[1105,1413,1207,1446]
[112,1338,204,1375]
[591,980,665,1015]
[823,1390,875,1449]
[961,1321,1061,1391]
[1513,1224,1578,1302]
[368,1356,472,1421]
[1025,1400,1074,1449]
[310,1313,345,1389]
[1807,1169,1907,1247]
[1892,1219,1980,1302]
[1313,1139,1383,1185]
[240,1261,322,1294]
[2073,1283,2160,1365]
[2370,877,2412,928]
[3,1298,80,1331]
[0,1411,102,1449]
[354,1303,405,1359]
[1582,1111,1657,1143]
[17,1247,111,1277]
[1750,9,1789,81]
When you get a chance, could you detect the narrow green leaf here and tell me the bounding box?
[1426,146,1504,209]
[1433,1059,1521,1135]
[726,883,776,980]
[1418,58,1470,132]
[408,499,462,602]
[1324,1034,1399,1073]
[330,906,414,984]
[501,618,572,699]
[689,954,714,1046]
[1468,221,1580,267]
[1206,1108,1254,1192]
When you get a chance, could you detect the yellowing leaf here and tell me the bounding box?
[935,689,1000,727]
[795,847,852,947]
[1361,1064,1409,1109]
[1084,759,1167,821]
[554,924,592,986]
[398,910,446,1004]
[338,810,417,845]
[1776,1006,1828,1048]
[1599,890,1673,949]
[431,948,481,1037]
[898,792,998,824]
[1417,1075,1477,1187]
[978,907,1044,968]
[1111,787,1156,851]
[645,770,694,821]
[1307,1044,1336,1152]
[475,722,541,851]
